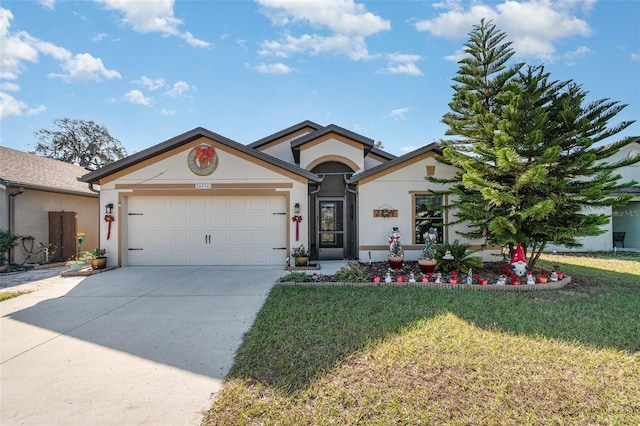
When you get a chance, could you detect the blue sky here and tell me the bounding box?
[1,0,639,157]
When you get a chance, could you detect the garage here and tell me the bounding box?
[127,196,287,265]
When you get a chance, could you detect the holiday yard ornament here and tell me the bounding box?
[510,243,528,277]
[188,143,218,176]
[388,227,404,270]
[389,227,402,253]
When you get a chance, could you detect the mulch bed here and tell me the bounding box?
[281,261,570,290]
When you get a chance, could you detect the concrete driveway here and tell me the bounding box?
[1,266,281,425]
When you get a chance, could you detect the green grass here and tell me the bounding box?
[203,253,640,425]
[0,290,32,301]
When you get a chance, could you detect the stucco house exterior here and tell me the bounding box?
[79,122,639,268]
[79,121,484,267]
[0,147,99,264]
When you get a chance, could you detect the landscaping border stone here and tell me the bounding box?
[278,276,571,290]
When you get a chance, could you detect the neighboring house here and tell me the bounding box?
[79,122,639,267]
[0,147,99,264]
[610,139,640,250]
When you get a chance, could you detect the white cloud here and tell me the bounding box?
[165,81,192,97]
[1,8,119,82]
[562,45,590,65]
[387,107,410,121]
[39,0,56,10]
[0,9,40,79]
[257,0,389,61]
[379,53,423,76]
[160,108,176,116]
[135,76,166,90]
[0,91,27,120]
[95,0,211,48]
[258,0,390,37]
[444,49,466,62]
[260,33,370,60]
[254,62,293,74]
[123,89,152,106]
[1,82,19,91]
[27,104,47,116]
[415,0,592,61]
[50,52,121,82]
[92,32,108,42]
[631,53,640,61]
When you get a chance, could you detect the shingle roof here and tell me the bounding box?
[80,127,322,184]
[0,147,97,196]
[247,120,323,149]
[350,143,442,183]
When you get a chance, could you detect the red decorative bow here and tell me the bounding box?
[195,146,214,162]
[104,214,115,240]
[292,215,303,241]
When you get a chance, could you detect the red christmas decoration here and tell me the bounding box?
[292,215,303,241]
[195,145,214,167]
[104,214,115,240]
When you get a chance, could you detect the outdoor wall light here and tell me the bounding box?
[105,203,114,215]
[294,203,300,214]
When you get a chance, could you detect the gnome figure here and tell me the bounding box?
[510,243,528,277]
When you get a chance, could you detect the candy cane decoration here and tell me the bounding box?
[292,215,303,241]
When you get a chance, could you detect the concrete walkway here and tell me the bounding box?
[1,266,281,426]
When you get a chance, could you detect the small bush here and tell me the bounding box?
[0,230,21,265]
[334,261,368,282]
[434,239,484,273]
[279,272,313,283]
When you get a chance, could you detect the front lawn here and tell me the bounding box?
[203,253,640,425]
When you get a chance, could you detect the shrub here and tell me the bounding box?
[279,272,313,283]
[0,230,21,265]
[334,261,368,282]
[434,240,484,273]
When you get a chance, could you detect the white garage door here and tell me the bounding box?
[127,196,287,265]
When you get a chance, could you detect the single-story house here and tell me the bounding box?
[79,122,639,267]
[0,147,99,264]
[79,121,482,267]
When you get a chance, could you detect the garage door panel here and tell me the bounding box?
[127,196,286,265]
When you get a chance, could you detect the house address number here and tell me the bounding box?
[195,183,212,189]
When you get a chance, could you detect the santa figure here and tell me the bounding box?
[510,243,528,277]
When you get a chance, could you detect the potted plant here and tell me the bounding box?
[418,227,437,273]
[89,248,107,270]
[537,268,550,283]
[66,259,85,272]
[553,264,564,280]
[387,227,404,270]
[291,245,309,267]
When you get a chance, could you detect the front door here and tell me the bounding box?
[317,198,344,259]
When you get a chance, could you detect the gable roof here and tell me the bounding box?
[80,127,322,184]
[0,147,97,196]
[369,146,397,161]
[290,124,375,164]
[350,142,442,183]
[247,120,322,149]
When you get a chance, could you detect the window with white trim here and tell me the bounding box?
[413,193,445,244]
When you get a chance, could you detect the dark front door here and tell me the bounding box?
[317,198,344,259]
